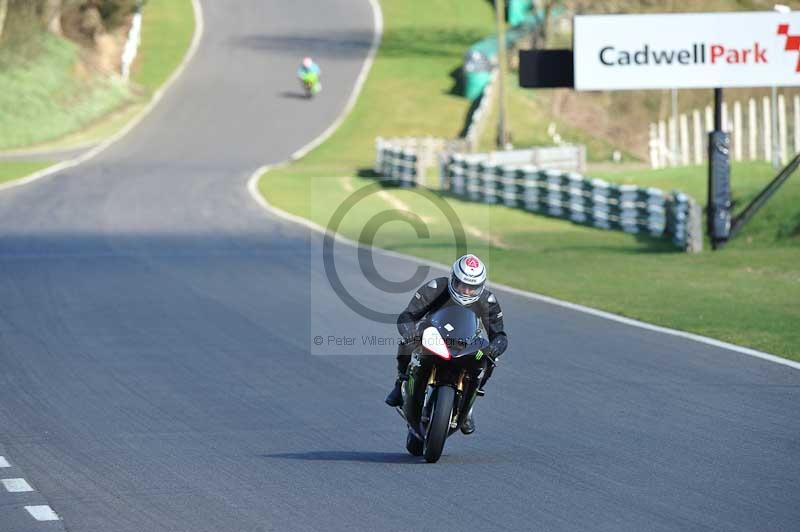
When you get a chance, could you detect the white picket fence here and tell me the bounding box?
[648,93,800,169]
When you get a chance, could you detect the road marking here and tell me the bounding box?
[0,0,205,194]
[25,505,60,521]
[2,478,33,492]
[0,456,9,468]
[340,176,354,192]
[375,190,434,223]
[464,224,510,250]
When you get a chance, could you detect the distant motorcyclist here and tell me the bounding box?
[385,254,508,435]
[297,56,321,97]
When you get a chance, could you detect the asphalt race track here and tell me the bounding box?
[1,2,798,531]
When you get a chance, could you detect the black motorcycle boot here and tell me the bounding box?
[385,373,406,407]
[461,407,476,435]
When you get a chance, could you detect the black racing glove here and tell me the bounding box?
[484,334,507,362]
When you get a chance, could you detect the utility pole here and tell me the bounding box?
[495,0,509,149]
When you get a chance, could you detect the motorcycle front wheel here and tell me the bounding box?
[406,431,423,456]
[423,386,455,463]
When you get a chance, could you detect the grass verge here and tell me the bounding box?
[0,33,130,151]
[260,1,800,360]
[0,162,54,185]
[132,0,197,93]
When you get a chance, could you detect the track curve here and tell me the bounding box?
[0,2,798,531]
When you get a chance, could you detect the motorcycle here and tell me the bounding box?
[398,303,494,463]
[299,71,321,98]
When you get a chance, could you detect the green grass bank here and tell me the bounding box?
[0,33,129,151]
[0,0,196,191]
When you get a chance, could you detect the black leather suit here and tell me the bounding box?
[395,277,508,376]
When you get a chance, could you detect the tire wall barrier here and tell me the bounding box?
[441,154,703,252]
[374,137,470,187]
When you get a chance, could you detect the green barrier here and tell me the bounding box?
[462,6,566,99]
[507,0,533,26]
[464,70,491,101]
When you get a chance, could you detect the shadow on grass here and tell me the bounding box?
[356,168,379,179]
[261,451,419,464]
[448,66,465,97]
[458,88,483,137]
[380,28,489,58]
[537,241,677,255]
[230,28,486,60]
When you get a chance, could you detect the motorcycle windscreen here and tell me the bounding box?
[428,305,480,354]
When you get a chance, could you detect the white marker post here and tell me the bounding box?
[693,109,703,164]
[763,96,772,161]
[778,93,788,163]
[668,116,677,166]
[733,101,743,161]
[680,113,690,165]
[748,98,758,161]
[794,95,800,154]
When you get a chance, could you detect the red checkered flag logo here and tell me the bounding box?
[777,24,800,72]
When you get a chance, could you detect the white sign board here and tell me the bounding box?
[574,12,800,90]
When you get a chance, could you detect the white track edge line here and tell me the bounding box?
[0,0,205,193]
[246,0,797,372]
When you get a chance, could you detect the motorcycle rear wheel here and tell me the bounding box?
[423,386,455,463]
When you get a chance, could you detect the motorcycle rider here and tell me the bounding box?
[385,254,508,435]
[297,56,321,95]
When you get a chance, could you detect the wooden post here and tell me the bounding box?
[692,109,703,165]
[778,93,788,164]
[494,0,509,149]
[733,101,743,162]
[680,114,690,166]
[748,98,757,161]
[705,105,713,134]
[763,96,772,162]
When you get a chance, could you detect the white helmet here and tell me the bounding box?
[448,254,486,305]
[302,57,313,69]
